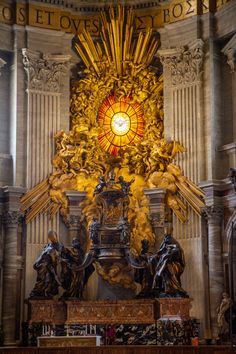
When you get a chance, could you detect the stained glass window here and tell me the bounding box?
[98,95,144,156]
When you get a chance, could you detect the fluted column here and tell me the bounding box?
[2,187,25,345]
[22,49,71,297]
[0,58,6,74]
[203,206,224,340]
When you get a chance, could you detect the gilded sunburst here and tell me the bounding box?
[98,95,144,155]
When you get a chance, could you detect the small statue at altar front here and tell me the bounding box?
[152,225,187,297]
[30,230,63,298]
[89,217,100,246]
[60,238,85,299]
[216,292,231,340]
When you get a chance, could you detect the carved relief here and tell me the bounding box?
[66,299,157,324]
[157,298,192,320]
[159,39,204,85]
[22,49,70,92]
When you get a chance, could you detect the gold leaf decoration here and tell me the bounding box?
[21,5,205,254]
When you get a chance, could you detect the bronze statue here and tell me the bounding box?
[118,176,135,196]
[94,176,107,195]
[152,225,187,297]
[118,217,130,244]
[89,217,100,246]
[60,238,85,299]
[135,239,155,298]
[30,230,62,298]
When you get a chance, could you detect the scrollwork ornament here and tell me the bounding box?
[22,49,69,92]
[3,211,23,226]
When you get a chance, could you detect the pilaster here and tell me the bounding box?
[158,39,205,328]
[22,48,71,298]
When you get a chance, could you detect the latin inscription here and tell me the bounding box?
[0,0,233,35]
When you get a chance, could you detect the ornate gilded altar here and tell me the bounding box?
[24,4,203,346]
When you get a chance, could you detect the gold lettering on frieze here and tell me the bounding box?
[0,0,233,33]
[0,2,14,24]
[161,0,197,24]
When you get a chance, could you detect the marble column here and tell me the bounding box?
[203,205,224,340]
[2,186,25,345]
[65,191,87,249]
[22,49,71,297]
[143,188,166,249]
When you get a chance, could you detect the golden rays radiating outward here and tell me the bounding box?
[21,5,205,253]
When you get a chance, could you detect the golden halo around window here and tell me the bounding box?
[98,95,144,156]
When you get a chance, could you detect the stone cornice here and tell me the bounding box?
[32,0,166,12]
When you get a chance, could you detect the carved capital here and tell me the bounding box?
[2,211,23,226]
[63,214,81,229]
[203,206,224,224]
[0,58,6,76]
[222,34,236,73]
[22,49,70,92]
[159,39,204,85]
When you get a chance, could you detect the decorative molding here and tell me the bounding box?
[22,49,71,92]
[0,58,6,76]
[222,33,236,73]
[158,39,204,86]
[2,210,23,226]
